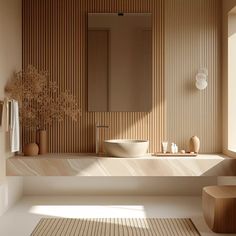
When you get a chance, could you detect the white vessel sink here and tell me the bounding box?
[104,139,149,158]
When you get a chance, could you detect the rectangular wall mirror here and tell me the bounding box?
[88,13,152,112]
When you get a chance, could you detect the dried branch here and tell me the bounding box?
[5,65,81,130]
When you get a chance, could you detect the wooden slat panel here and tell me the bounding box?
[22,0,164,153]
[165,0,221,153]
[22,0,220,153]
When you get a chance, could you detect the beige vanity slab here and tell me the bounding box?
[6,153,236,177]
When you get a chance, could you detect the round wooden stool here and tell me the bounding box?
[202,186,236,233]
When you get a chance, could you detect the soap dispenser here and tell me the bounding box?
[171,143,175,154]
[175,144,178,153]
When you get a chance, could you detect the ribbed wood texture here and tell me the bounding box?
[22,0,221,153]
[31,218,200,236]
[22,0,165,153]
[165,0,221,153]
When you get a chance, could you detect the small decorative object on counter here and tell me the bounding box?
[161,141,168,154]
[171,143,178,154]
[23,143,39,156]
[152,152,197,157]
[175,144,178,153]
[180,150,186,154]
[36,129,47,154]
[171,143,175,153]
[189,136,200,153]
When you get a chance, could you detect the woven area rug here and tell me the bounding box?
[31,218,200,236]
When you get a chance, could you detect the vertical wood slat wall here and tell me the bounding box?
[22,0,221,153]
[165,0,221,153]
[22,0,165,153]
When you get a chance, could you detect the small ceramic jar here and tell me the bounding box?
[189,136,200,153]
[23,143,39,156]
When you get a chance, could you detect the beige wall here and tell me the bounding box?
[0,0,22,179]
[221,0,236,185]
[0,0,23,215]
[218,177,236,185]
[23,177,217,196]
[228,13,236,152]
[222,0,236,158]
[23,0,221,153]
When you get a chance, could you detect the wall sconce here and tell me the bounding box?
[195,68,208,90]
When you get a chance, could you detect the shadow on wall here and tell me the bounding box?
[0,182,9,215]
[0,177,23,216]
[23,176,216,196]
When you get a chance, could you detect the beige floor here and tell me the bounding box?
[0,196,234,236]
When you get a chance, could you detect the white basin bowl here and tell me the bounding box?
[104,139,149,158]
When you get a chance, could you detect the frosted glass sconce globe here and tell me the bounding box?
[196,68,208,90]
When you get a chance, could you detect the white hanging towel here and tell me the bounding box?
[10,100,20,152]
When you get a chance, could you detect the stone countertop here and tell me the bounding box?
[6,153,236,177]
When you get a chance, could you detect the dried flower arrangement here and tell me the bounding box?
[5,65,81,130]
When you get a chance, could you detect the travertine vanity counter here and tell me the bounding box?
[6,154,236,176]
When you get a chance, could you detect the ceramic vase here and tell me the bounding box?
[36,129,48,154]
[189,136,200,153]
[23,143,39,156]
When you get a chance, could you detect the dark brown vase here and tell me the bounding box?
[36,129,48,154]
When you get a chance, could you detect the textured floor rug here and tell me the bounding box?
[31,218,200,236]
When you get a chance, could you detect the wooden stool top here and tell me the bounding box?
[203,186,236,198]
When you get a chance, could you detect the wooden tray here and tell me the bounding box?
[152,152,198,157]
